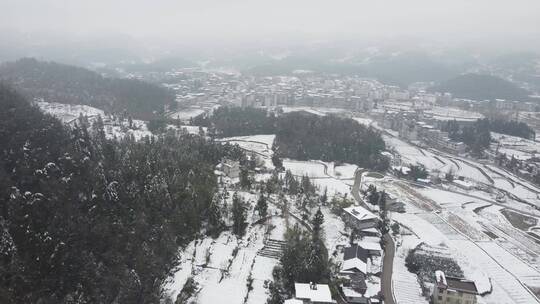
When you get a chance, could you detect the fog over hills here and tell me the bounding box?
[3,1,540,304]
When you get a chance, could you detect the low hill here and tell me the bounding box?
[430,73,532,101]
[0,58,175,119]
[0,83,238,303]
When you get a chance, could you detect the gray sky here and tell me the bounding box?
[1,0,540,49]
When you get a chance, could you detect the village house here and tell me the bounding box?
[339,243,383,304]
[341,244,370,276]
[432,271,478,304]
[215,159,240,179]
[290,282,336,304]
[341,273,370,304]
[342,206,379,230]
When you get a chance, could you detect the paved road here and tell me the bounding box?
[351,169,396,304]
[381,234,396,304]
[351,169,370,209]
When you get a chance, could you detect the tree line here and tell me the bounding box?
[195,107,389,171]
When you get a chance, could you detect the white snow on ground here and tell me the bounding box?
[492,132,540,160]
[424,107,484,122]
[281,106,348,117]
[163,220,272,304]
[384,178,540,304]
[353,117,374,126]
[392,212,448,246]
[37,101,153,141]
[477,242,540,288]
[37,101,104,124]
[313,178,353,198]
[392,235,427,304]
[320,207,349,255]
[332,163,358,180]
[281,159,357,197]
[247,256,278,304]
[385,135,494,184]
[220,135,276,149]
[385,136,447,171]
[218,134,276,169]
[283,159,327,178]
[416,188,482,207]
[450,239,538,304]
[219,135,275,156]
[167,108,206,120]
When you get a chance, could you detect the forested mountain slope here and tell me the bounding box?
[430,73,532,101]
[0,58,175,119]
[0,84,239,303]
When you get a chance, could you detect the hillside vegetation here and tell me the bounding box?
[0,84,240,303]
[196,107,388,170]
[0,58,175,119]
[430,73,531,101]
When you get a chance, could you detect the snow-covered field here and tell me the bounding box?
[491,132,540,160]
[386,134,540,209]
[392,235,427,304]
[167,108,206,121]
[424,106,484,122]
[352,117,374,126]
[281,106,351,117]
[282,159,327,178]
[37,101,104,124]
[162,190,280,304]
[380,173,540,303]
[37,101,153,140]
[219,135,275,155]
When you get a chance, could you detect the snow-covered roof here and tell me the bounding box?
[361,228,380,233]
[435,270,447,287]
[392,165,411,174]
[284,299,303,304]
[342,286,366,298]
[341,258,368,275]
[294,283,334,303]
[453,179,473,188]
[358,241,382,252]
[343,206,378,222]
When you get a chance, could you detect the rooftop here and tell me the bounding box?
[436,271,478,294]
[343,206,378,222]
[294,283,334,303]
[344,244,370,262]
[446,276,478,294]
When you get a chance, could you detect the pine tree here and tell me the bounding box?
[311,208,324,241]
[271,153,283,171]
[239,167,251,190]
[232,192,247,236]
[255,194,268,219]
[305,208,328,283]
[207,194,224,237]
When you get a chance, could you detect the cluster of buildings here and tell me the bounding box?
[372,103,484,154]
[154,68,461,121]
[284,202,383,303]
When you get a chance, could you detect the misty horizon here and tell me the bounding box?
[1,0,540,56]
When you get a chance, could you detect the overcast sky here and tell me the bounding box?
[1,0,540,49]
